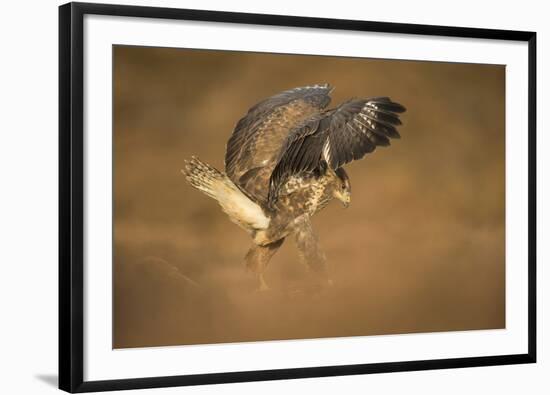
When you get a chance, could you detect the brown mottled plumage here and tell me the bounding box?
[182,84,405,290]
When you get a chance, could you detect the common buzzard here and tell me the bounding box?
[182,84,406,290]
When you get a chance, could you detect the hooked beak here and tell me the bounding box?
[334,190,351,208]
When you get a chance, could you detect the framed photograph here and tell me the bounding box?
[59,2,536,393]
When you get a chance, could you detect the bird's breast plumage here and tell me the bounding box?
[274,174,337,219]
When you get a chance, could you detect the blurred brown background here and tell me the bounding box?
[113,45,505,349]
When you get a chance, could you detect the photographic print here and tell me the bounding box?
[113,46,505,349]
[60,3,536,391]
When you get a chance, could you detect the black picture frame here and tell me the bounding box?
[59,2,537,393]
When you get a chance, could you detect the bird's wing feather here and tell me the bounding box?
[224,84,333,203]
[268,97,406,205]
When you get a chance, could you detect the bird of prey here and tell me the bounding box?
[182,84,405,290]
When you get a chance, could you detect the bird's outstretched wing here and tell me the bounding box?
[268,97,406,206]
[224,84,333,204]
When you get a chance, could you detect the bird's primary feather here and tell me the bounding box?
[267,97,406,206]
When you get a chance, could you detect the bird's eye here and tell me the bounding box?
[341,184,346,190]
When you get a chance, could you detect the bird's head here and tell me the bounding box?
[332,167,351,208]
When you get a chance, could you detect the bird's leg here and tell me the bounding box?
[293,218,332,287]
[244,238,284,291]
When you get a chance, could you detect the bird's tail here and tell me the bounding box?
[181,157,270,231]
[182,156,227,200]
